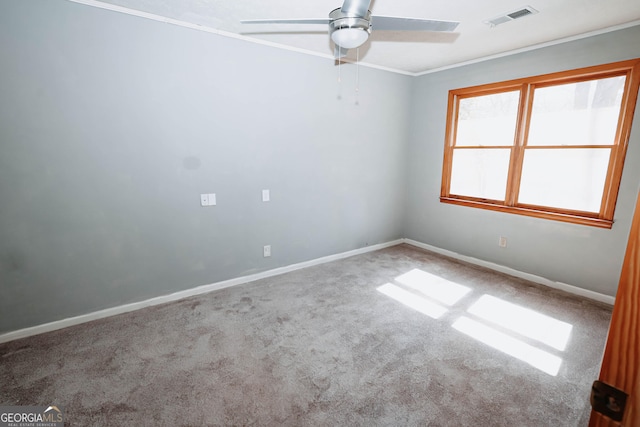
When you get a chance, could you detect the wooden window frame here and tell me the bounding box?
[440,59,640,229]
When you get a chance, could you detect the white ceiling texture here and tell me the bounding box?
[72,0,640,74]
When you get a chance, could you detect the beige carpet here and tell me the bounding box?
[0,244,612,426]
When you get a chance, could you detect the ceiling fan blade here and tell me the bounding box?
[371,16,459,32]
[241,18,330,25]
[334,45,349,59]
[341,0,372,18]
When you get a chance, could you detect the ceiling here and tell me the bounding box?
[75,0,640,74]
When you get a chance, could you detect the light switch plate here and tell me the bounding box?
[200,194,209,206]
[262,189,270,202]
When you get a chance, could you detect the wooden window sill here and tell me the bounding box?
[440,197,614,229]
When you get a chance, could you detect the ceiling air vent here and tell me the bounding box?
[484,6,538,27]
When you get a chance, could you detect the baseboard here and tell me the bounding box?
[0,239,404,344]
[402,238,616,305]
[1,237,613,344]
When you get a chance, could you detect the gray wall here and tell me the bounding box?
[0,1,410,333]
[405,25,640,297]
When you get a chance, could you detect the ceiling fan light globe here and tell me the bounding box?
[331,27,369,49]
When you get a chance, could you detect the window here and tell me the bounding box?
[440,59,640,228]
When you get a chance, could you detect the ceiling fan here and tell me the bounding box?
[241,0,460,59]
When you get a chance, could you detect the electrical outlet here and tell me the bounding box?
[263,245,271,257]
[499,236,507,248]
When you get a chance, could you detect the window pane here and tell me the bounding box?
[528,76,626,146]
[518,148,611,212]
[456,91,520,146]
[450,149,511,200]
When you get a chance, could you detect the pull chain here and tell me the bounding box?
[355,48,360,105]
[337,51,342,100]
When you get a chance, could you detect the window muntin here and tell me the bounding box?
[441,59,640,228]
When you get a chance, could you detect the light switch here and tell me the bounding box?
[200,194,209,206]
[262,189,270,202]
[208,193,216,206]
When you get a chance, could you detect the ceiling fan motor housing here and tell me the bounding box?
[329,8,372,49]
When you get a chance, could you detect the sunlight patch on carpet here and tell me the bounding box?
[452,316,563,376]
[467,295,573,351]
[377,283,448,319]
[377,268,572,376]
[395,269,472,306]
